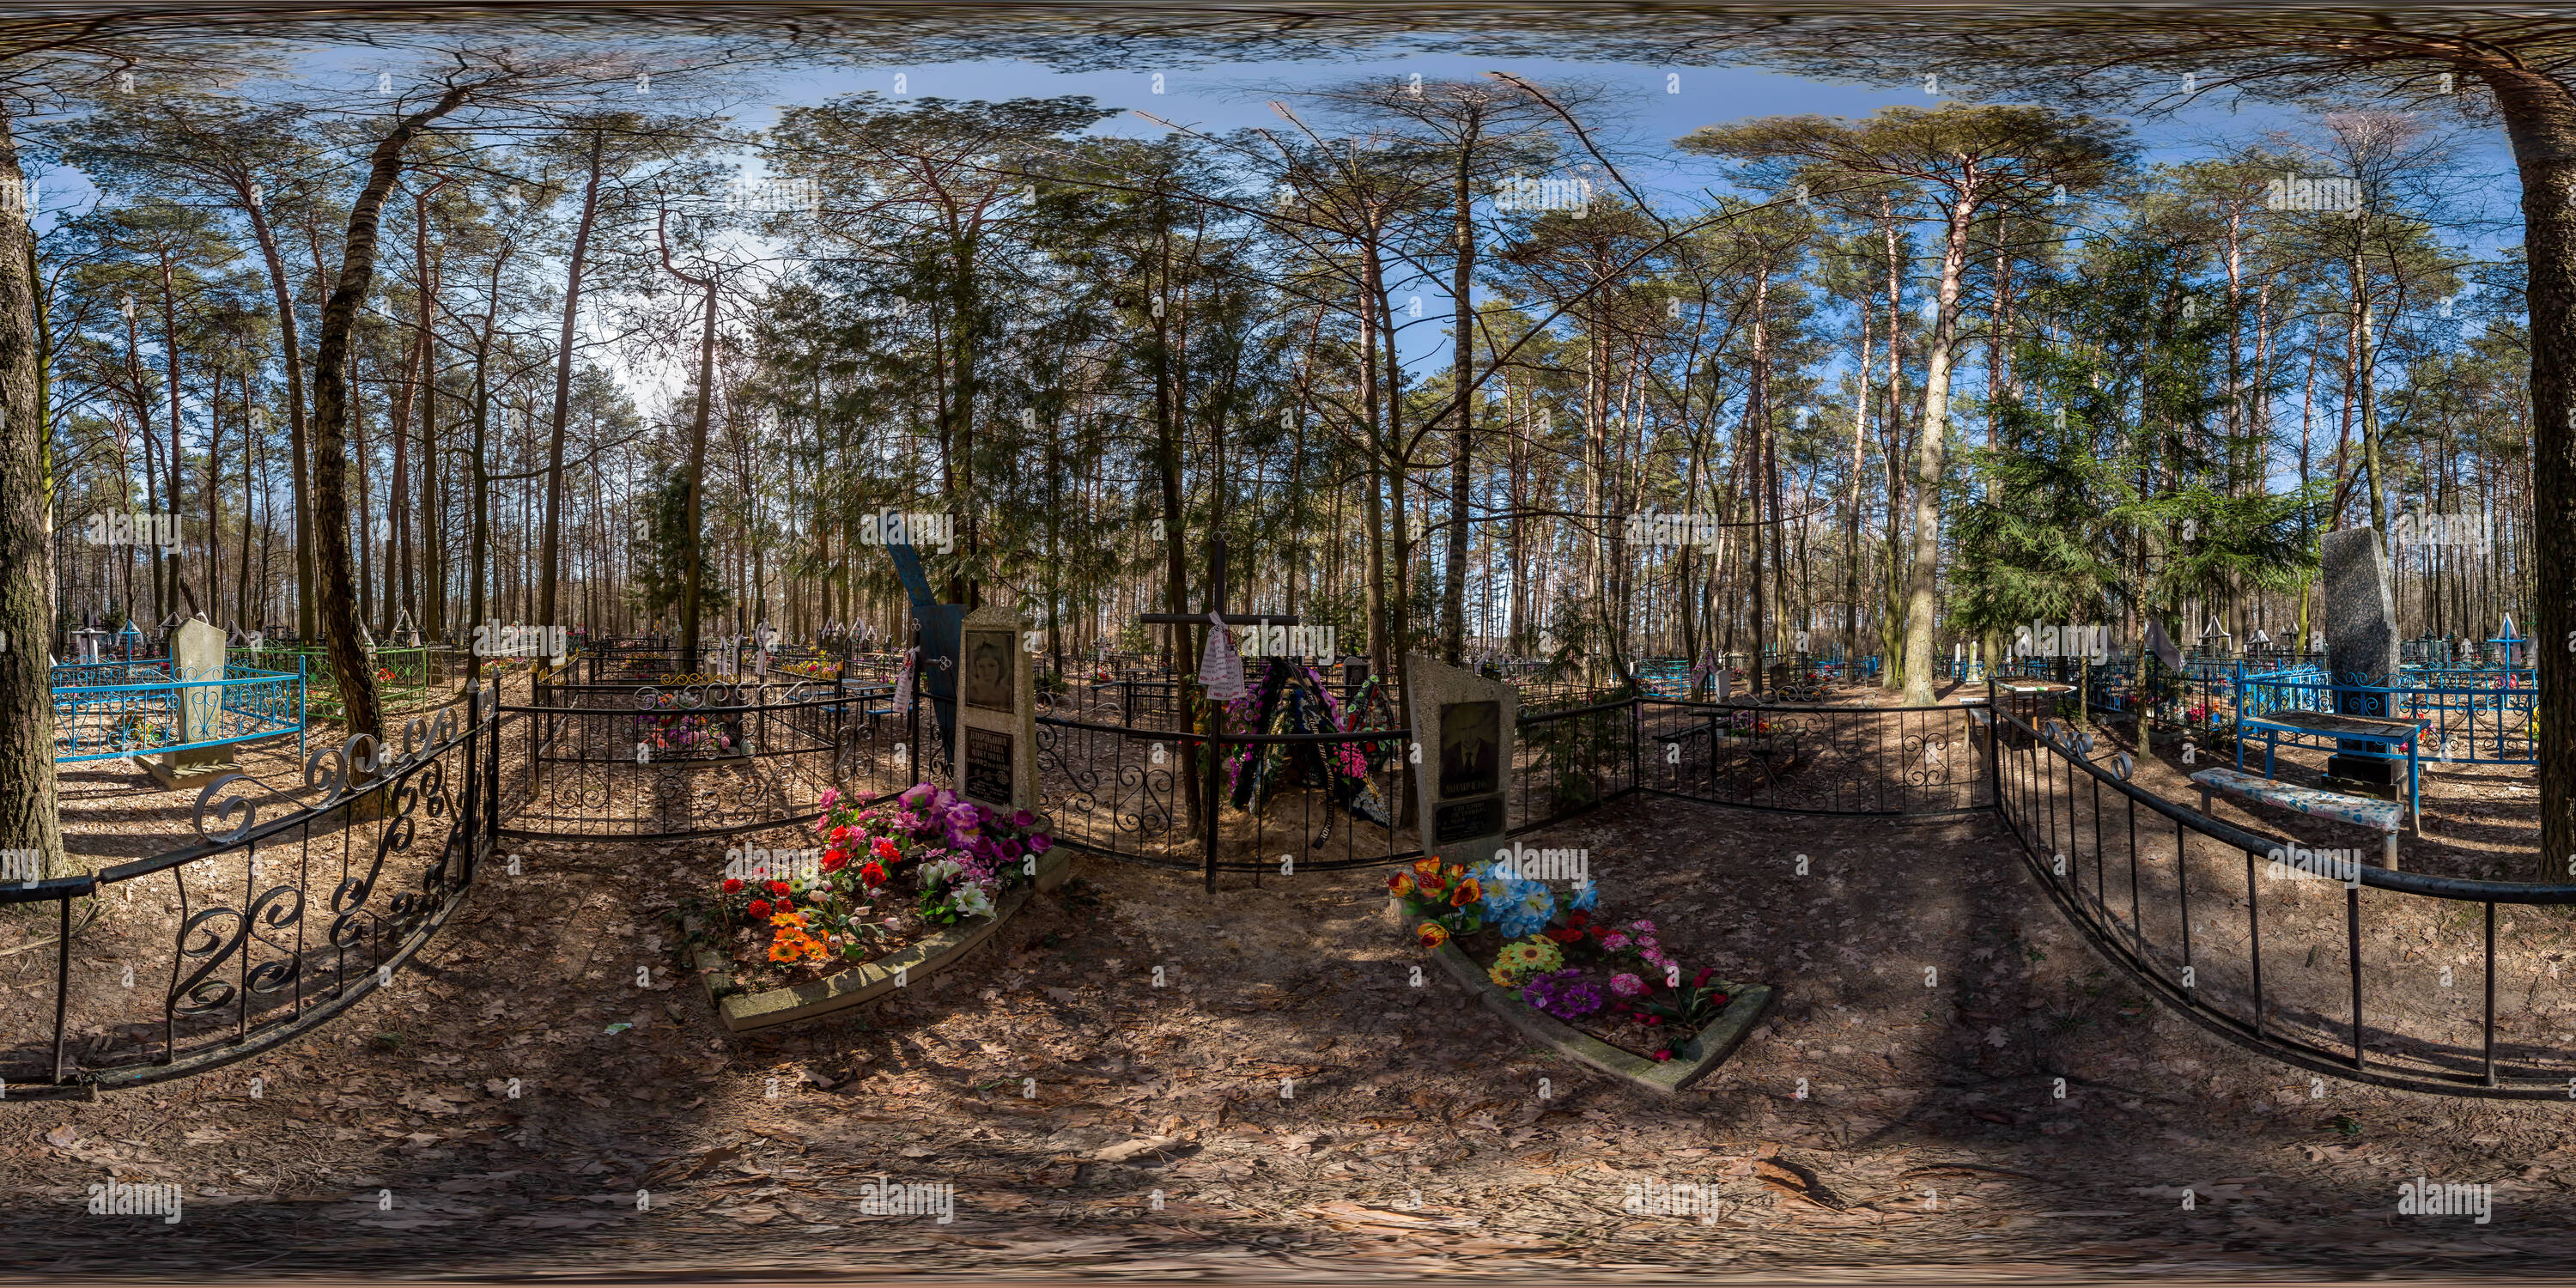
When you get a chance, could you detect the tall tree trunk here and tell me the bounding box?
[1440,140,1477,665]
[310,83,474,750]
[538,128,604,630]
[2483,64,2576,877]
[1901,183,1978,706]
[0,109,63,871]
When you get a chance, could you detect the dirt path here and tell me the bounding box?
[6,764,2576,1280]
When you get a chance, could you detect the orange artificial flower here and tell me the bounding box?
[1388,872,1416,897]
[1416,921,1450,948]
[1449,877,1481,907]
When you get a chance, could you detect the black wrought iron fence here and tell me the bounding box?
[497,680,892,840]
[0,688,497,1098]
[1637,697,1990,816]
[1995,703,2576,1097]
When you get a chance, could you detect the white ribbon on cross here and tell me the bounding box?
[894,646,918,712]
[1201,612,1247,702]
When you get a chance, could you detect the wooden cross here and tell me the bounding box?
[1136,535,1299,635]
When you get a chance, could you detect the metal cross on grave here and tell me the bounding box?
[1135,535,1298,672]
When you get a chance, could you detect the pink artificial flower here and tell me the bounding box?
[817,787,841,812]
[1601,933,1632,951]
[1609,973,1648,998]
[1630,920,1656,934]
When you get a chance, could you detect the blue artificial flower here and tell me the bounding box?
[1568,880,1600,912]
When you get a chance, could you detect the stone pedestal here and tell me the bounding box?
[145,618,235,788]
[1405,654,1516,867]
[2321,527,2400,787]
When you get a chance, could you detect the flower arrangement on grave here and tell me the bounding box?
[1719,709,1773,738]
[778,659,841,681]
[634,709,734,755]
[1396,860,1732,1063]
[710,783,1058,984]
[817,782,1055,927]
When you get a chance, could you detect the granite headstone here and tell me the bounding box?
[146,617,236,787]
[953,604,1037,816]
[1405,653,1516,866]
[2320,526,2401,786]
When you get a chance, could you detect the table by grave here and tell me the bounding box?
[2235,707,2422,834]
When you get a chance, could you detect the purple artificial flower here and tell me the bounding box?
[1012,810,1036,829]
[1029,834,1053,855]
[945,801,981,833]
[998,839,1023,860]
[899,783,933,809]
[1521,969,1605,1020]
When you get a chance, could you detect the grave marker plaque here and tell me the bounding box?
[951,604,1036,815]
[1406,654,1516,861]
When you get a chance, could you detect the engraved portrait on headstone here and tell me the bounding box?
[963,629,1015,714]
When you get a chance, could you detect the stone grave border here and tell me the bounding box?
[1410,910,1775,1095]
[691,847,1073,1032]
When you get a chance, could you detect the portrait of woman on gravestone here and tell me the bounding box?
[964,629,1015,713]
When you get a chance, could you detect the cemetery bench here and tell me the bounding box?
[2234,708,2421,835]
[2190,765,2403,872]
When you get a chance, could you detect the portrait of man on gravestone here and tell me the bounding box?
[963,629,1015,714]
[1439,701,1500,799]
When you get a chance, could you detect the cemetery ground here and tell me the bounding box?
[2,691,2570,1281]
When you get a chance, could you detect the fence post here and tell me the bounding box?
[462,679,483,868]
[1203,716,1223,894]
[484,683,503,855]
[51,893,70,1084]
[1984,671,2000,809]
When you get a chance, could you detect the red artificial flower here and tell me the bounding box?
[1546,924,1583,944]
[767,880,791,896]
[747,899,773,919]
[821,848,849,873]
[871,837,899,863]
[720,878,744,893]
[859,860,888,888]
[1693,968,1713,987]
[1651,1049,1674,1062]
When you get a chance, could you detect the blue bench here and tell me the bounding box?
[2190,766,2402,872]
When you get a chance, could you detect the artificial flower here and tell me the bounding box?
[766,880,791,897]
[1412,858,1442,879]
[820,849,849,873]
[872,837,900,862]
[1449,877,1482,907]
[747,899,773,919]
[720,878,744,894]
[1416,922,1450,948]
[859,860,888,888]
[1388,873,1416,897]
[1609,972,1649,998]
